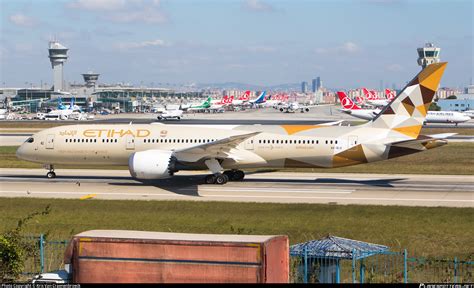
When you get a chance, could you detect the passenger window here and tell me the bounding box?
[316,140,319,144]
[94,139,97,143]
[330,140,333,144]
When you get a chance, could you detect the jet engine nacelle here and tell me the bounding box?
[128,150,176,179]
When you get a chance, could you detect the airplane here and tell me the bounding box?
[362,88,390,106]
[157,109,184,120]
[338,91,471,125]
[229,91,251,106]
[247,91,267,106]
[17,62,455,185]
[278,102,320,113]
[186,97,212,111]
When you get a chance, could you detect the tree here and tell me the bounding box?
[429,102,441,111]
[0,205,50,282]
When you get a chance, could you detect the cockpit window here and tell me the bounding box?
[26,137,34,143]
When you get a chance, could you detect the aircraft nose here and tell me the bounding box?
[16,144,26,160]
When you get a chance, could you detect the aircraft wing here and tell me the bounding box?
[173,131,260,162]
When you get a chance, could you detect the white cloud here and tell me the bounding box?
[105,10,167,24]
[67,0,168,24]
[314,42,361,54]
[246,45,277,53]
[116,39,169,50]
[9,14,36,27]
[68,0,126,11]
[243,0,274,12]
[339,41,360,53]
[386,64,403,72]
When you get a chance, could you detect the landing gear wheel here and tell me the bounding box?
[215,174,228,185]
[204,174,216,184]
[46,171,56,179]
[223,170,245,181]
[233,170,245,181]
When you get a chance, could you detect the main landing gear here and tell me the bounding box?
[204,170,245,185]
[45,164,56,179]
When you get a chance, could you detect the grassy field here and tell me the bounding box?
[2,142,474,174]
[0,198,472,258]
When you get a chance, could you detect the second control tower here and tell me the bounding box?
[417,43,440,69]
[48,41,69,91]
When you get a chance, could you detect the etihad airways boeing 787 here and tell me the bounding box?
[17,63,453,184]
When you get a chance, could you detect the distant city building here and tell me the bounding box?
[48,41,69,92]
[417,43,441,69]
[301,81,308,93]
[311,77,322,92]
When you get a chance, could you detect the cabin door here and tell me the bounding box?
[348,136,358,151]
[245,139,254,150]
[126,136,135,150]
[46,134,55,149]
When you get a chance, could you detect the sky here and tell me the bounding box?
[0,0,473,89]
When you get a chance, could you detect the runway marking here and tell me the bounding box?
[189,187,355,194]
[80,194,97,200]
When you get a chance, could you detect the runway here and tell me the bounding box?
[1,168,472,207]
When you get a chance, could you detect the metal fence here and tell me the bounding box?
[21,235,473,283]
[23,235,69,276]
[291,249,473,283]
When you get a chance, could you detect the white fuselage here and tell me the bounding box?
[343,109,470,124]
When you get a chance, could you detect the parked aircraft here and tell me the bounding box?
[186,97,212,111]
[17,63,454,185]
[157,109,183,120]
[247,91,267,106]
[338,91,470,125]
[278,102,321,113]
[362,88,390,106]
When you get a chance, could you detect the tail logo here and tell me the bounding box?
[342,97,354,109]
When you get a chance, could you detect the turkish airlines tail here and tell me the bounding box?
[385,89,396,100]
[337,92,361,110]
[239,90,250,101]
[362,88,375,100]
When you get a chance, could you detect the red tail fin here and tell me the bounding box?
[385,89,395,100]
[362,88,373,100]
[239,90,250,101]
[337,92,360,110]
[370,90,379,100]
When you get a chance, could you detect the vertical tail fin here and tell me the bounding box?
[369,62,447,139]
[337,91,361,110]
[362,88,373,100]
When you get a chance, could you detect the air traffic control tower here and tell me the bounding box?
[417,42,440,69]
[48,41,69,91]
[82,72,100,88]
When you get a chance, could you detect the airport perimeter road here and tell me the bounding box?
[0,169,473,207]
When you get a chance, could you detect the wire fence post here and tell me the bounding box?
[39,234,44,274]
[304,247,308,283]
[352,249,356,283]
[453,257,458,283]
[403,249,408,283]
